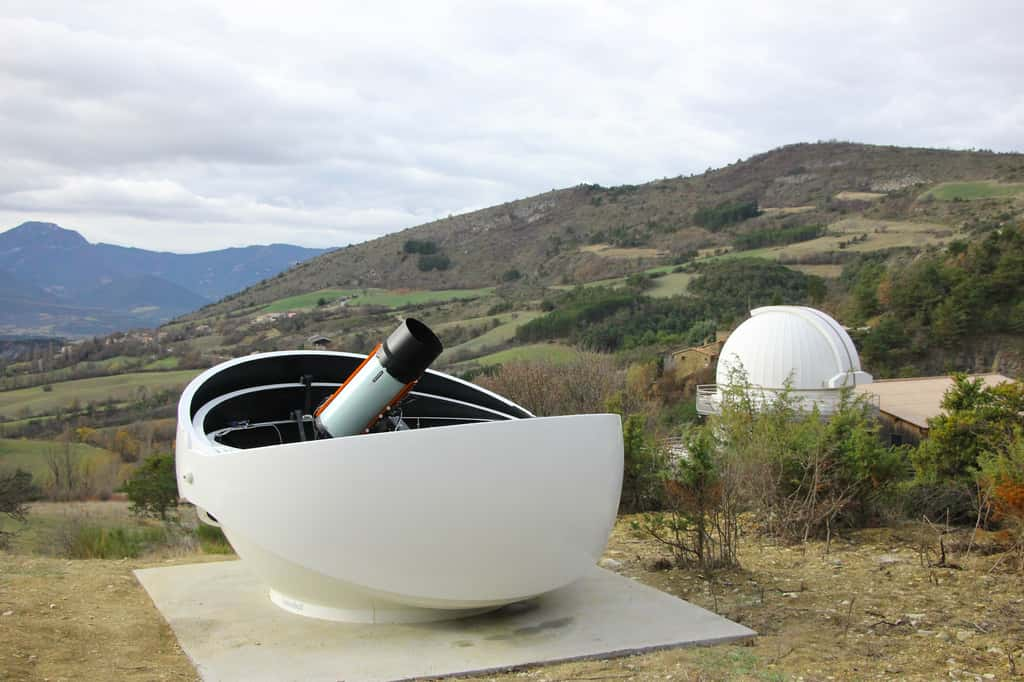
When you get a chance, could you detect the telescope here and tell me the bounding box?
[314,318,443,437]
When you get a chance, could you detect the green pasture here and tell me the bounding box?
[0,370,199,419]
[2,355,164,388]
[262,287,494,313]
[923,181,1024,201]
[261,289,354,312]
[470,343,583,367]
[0,439,119,485]
[647,271,695,298]
[441,311,545,359]
[347,287,493,308]
[142,357,180,370]
[555,263,683,292]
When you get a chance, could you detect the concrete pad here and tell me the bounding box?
[136,560,755,682]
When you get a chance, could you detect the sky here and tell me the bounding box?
[0,1,1021,253]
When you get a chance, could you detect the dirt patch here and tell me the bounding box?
[835,191,887,201]
[580,244,668,259]
[0,553,233,681]
[760,205,817,215]
[1,518,1022,681]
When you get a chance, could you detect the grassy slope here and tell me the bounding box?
[0,439,118,480]
[440,311,544,360]
[0,370,199,419]
[261,289,353,312]
[708,218,957,263]
[262,287,494,313]
[348,287,494,307]
[647,271,695,298]
[924,180,1024,200]
[468,343,583,367]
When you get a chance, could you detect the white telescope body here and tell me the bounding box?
[315,319,442,437]
[176,347,624,624]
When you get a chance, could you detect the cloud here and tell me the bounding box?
[0,0,1021,251]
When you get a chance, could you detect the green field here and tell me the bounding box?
[469,343,583,367]
[2,355,161,388]
[347,287,493,308]
[263,287,494,313]
[441,311,544,360]
[261,289,354,312]
[0,370,199,419]
[0,438,118,481]
[647,271,695,298]
[923,181,1024,201]
[556,264,683,292]
[142,357,180,370]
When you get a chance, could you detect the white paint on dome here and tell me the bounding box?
[716,306,872,390]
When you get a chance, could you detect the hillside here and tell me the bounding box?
[192,142,1024,317]
[0,222,330,336]
[1,141,1022,461]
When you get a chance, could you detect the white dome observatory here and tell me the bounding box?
[696,306,872,416]
[176,319,623,624]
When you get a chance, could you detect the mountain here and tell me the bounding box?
[194,141,1024,317]
[0,222,330,336]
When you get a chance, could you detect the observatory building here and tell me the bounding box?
[697,306,872,416]
[175,319,624,624]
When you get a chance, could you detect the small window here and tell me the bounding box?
[890,434,903,446]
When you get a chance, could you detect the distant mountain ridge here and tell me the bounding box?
[0,222,330,336]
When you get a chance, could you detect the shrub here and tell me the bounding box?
[501,269,521,282]
[619,414,665,513]
[635,425,740,569]
[195,523,233,554]
[733,224,824,251]
[712,370,906,541]
[977,428,1024,569]
[0,468,38,549]
[48,511,170,559]
[898,480,976,525]
[693,200,760,231]
[403,239,438,255]
[487,301,514,315]
[911,375,1024,482]
[417,253,451,271]
[124,453,179,520]
[59,524,168,559]
[475,355,620,418]
[516,286,636,344]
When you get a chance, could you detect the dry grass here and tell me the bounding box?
[835,191,887,201]
[760,205,816,215]
[3,512,1022,681]
[580,244,668,259]
[737,218,957,262]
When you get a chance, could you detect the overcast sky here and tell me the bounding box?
[0,1,1021,252]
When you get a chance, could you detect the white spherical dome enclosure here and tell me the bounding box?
[176,334,623,624]
[697,306,872,415]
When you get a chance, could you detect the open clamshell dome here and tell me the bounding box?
[698,306,872,415]
[176,350,624,624]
